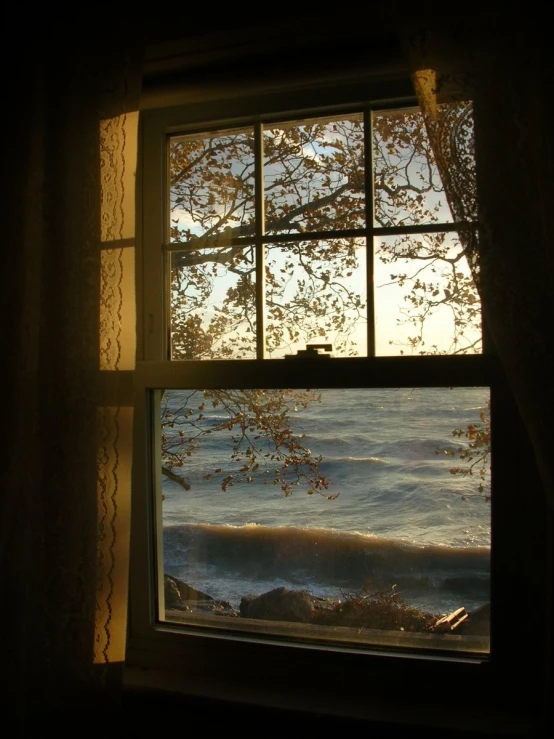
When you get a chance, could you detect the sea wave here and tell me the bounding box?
[163,522,490,608]
[323,455,387,465]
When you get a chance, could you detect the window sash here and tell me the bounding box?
[131,354,497,642]
[162,107,479,362]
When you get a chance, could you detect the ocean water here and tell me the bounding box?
[161,387,491,615]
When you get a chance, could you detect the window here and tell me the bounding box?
[128,77,526,723]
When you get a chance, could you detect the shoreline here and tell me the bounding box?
[164,574,490,638]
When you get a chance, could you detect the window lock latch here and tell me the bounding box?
[285,344,333,359]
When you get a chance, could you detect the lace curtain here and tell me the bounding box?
[402,13,554,511]
[2,35,142,722]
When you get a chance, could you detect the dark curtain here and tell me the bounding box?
[1,20,143,726]
[402,9,554,511]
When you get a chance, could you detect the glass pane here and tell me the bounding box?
[264,239,367,358]
[170,247,256,359]
[374,233,482,356]
[158,387,491,654]
[169,127,255,242]
[264,114,365,235]
[373,108,453,227]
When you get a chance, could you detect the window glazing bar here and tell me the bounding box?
[163,221,466,252]
[254,122,265,359]
[364,109,376,358]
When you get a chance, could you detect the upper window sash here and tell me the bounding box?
[141,97,480,363]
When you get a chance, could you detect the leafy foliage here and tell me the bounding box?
[161,388,337,498]
[437,400,491,500]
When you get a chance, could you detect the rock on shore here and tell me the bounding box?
[163,576,490,634]
[240,587,316,622]
[164,575,237,616]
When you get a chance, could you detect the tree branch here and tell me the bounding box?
[162,466,191,490]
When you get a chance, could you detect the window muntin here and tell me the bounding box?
[166,105,481,361]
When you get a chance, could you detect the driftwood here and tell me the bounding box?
[433,607,468,632]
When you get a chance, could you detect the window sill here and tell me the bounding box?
[121,684,516,738]
[122,658,534,737]
[123,624,540,737]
